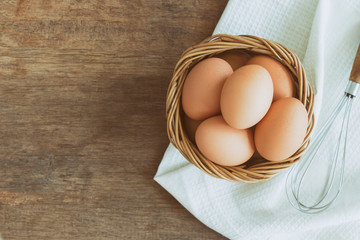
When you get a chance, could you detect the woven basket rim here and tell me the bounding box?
[166,34,315,182]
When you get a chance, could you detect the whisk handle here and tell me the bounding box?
[350,44,360,83]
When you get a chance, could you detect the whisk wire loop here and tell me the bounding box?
[286,94,354,213]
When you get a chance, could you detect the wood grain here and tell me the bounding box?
[350,44,360,83]
[0,0,228,239]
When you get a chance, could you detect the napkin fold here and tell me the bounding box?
[155,0,360,239]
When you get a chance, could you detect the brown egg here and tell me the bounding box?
[247,55,296,102]
[183,114,202,143]
[221,65,273,129]
[195,116,255,166]
[254,97,308,161]
[216,50,251,70]
[182,58,233,120]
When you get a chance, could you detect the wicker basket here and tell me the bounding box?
[166,34,315,182]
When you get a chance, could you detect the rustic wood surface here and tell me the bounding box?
[0,0,228,239]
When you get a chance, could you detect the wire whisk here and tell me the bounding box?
[286,44,360,214]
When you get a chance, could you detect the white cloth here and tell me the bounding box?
[154,0,360,239]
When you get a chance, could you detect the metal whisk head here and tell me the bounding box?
[286,83,357,213]
[286,44,360,214]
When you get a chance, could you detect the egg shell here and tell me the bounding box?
[247,55,296,102]
[195,116,255,166]
[183,114,202,143]
[254,97,308,161]
[221,65,273,129]
[182,58,233,120]
[216,50,251,70]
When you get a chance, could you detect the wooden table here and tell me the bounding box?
[0,1,228,239]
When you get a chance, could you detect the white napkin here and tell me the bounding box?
[155,0,360,239]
